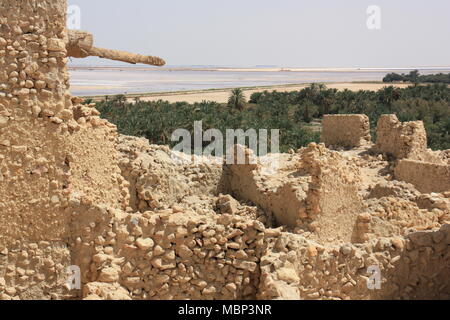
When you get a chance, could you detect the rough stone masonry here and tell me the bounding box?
[0,0,449,300]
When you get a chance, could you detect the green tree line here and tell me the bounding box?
[383,70,450,85]
[94,83,450,153]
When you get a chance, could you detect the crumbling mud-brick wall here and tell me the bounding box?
[395,160,450,194]
[0,2,76,299]
[0,241,73,300]
[257,232,303,300]
[300,225,450,300]
[227,143,363,243]
[298,143,363,243]
[259,225,450,300]
[354,197,447,244]
[321,115,371,148]
[117,135,225,212]
[1,0,449,301]
[375,115,427,159]
[225,146,308,228]
[0,0,127,299]
[0,0,72,247]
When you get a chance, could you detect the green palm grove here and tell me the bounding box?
[94,82,450,153]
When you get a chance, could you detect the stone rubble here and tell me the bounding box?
[0,0,448,300]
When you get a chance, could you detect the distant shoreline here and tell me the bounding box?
[69,66,450,73]
[77,81,412,104]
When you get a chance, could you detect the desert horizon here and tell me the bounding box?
[68,66,450,97]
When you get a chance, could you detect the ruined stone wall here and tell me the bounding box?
[375,115,427,159]
[0,241,73,300]
[258,232,302,300]
[301,225,450,300]
[359,196,447,243]
[117,135,225,212]
[227,143,363,244]
[259,225,450,300]
[226,149,307,228]
[0,1,448,301]
[298,144,363,243]
[0,0,127,299]
[321,115,371,148]
[395,159,450,193]
[69,204,268,300]
[0,0,71,246]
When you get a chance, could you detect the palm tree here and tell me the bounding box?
[228,88,246,111]
[379,86,400,112]
[302,103,313,123]
[112,94,127,107]
[409,70,420,87]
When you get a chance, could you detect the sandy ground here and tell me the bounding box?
[130,83,410,104]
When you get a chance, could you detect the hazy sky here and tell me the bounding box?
[67,0,450,68]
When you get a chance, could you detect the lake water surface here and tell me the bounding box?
[69,67,450,96]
